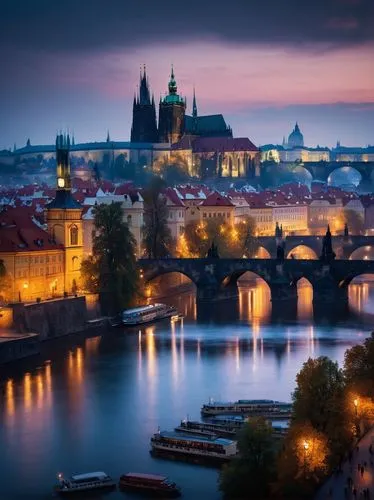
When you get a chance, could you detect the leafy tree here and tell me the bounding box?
[80,256,100,293]
[180,216,256,258]
[335,209,365,235]
[92,162,101,182]
[161,164,190,186]
[344,332,374,398]
[220,417,276,500]
[81,203,138,315]
[292,357,352,462]
[0,259,11,303]
[276,421,329,499]
[142,177,172,258]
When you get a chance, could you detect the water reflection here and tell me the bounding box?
[1,281,374,500]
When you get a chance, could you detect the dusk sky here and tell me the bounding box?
[1,0,374,150]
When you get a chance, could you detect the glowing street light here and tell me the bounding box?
[303,440,309,477]
[354,398,358,416]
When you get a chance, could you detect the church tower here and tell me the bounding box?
[131,66,158,143]
[46,134,83,294]
[158,66,186,144]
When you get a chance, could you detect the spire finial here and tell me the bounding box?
[192,86,197,118]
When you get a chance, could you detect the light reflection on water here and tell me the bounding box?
[0,281,373,499]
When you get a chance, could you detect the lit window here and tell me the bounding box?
[70,225,78,245]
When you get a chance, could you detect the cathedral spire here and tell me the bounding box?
[168,64,177,95]
[106,130,111,142]
[192,87,198,118]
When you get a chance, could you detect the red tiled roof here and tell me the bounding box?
[200,192,234,207]
[192,137,258,153]
[0,208,64,252]
[163,188,185,207]
[172,136,258,153]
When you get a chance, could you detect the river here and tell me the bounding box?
[0,280,373,499]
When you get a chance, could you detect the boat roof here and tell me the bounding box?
[123,303,165,314]
[124,473,167,481]
[158,430,234,446]
[205,399,290,406]
[71,472,108,481]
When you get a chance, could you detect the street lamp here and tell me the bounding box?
[354,398,358,416]
[303,440,309,477]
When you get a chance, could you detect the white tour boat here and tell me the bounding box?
[121,303,177,326]
[201,398,292,417]
[150,430,237,464]
[55,471,116,495]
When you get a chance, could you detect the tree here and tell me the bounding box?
[80,256,100,293]
[276,421,329,499]
[142,177,172,258]
[81,203,138,315]
[335,209,365,235]
[162,164,190,185]
[0,259,11,303]
[180,216,256,258]
[344,332,374,399]
[292,357,352,462]
[219,417,276,499]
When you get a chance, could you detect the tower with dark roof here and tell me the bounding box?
[158,66,186,144]
[46,134,83,294]
[131,66,158,143]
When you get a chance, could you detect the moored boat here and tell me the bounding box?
[121,303,177,326]
[119,472,181,497]
[201,399,292,417]
[175,419,237,438]
[150,430,237,465]
[55,471,116,495]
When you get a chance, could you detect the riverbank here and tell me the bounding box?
[0,295,106,366]
[0,330,39,364]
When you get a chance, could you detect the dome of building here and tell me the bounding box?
[287,122,304,148]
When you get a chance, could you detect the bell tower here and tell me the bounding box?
[158,66,186,144]
[46,134,83,294]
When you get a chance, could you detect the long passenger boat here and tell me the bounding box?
[121,303,177,326]
[201,399,292,417]
[119,472,181,497]
[150,430,237,465]
[176,417,288,439]
[55,471,116,495]
[175,419,237,438]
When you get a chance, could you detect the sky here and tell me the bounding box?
[1,0,374,150]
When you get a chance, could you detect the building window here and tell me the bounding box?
[72,256,79,271]
[70,225,78,246]
[127,215,132,226]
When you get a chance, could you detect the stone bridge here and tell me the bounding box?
[139,258,374,309]
[256,235,374,260]
[261,161,374,183]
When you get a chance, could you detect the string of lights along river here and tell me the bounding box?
[1,279,373,499]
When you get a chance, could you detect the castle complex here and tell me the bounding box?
[131,66,232,145]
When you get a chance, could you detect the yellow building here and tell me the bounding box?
[0,209,65,302]
[0,134,83,303]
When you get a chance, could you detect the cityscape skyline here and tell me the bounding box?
[1,0,374,150]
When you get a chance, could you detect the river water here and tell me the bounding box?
[1,280,373,500]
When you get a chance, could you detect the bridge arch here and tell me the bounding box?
[142,267,197,285]
[296,277,313,320]
[327,166,362,188]
[349,246,374,261]
[287,245,318,260]
[220,268,271,289]
[253,246,271,259]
